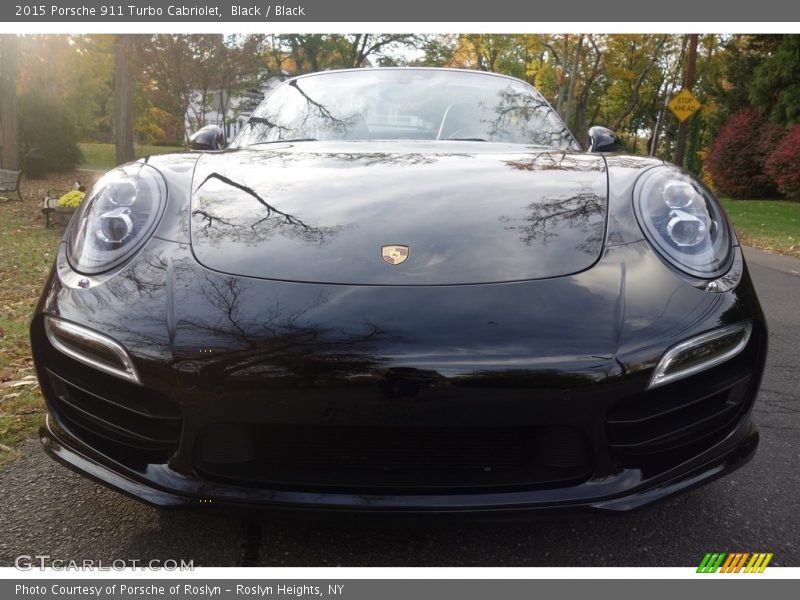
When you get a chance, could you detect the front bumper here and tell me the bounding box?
[31,239,768,514]
[33,315,766,514]
[40,411,758,514]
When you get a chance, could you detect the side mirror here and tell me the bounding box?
[189,125,226,151]
[588,126,622,153]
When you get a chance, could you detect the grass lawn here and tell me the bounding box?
[721,198,800,258]
[0,195,60,465]
[79,142,186,171]
[0,170,100,466]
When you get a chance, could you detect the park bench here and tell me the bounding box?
[42,194,58,228]
[0,169,22,202]
[42,181,86,227]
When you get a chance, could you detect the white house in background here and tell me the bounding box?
[184,76,284,141]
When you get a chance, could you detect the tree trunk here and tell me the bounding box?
[575,36,602,147]
[555,35,569,118]
[0,35,19,171]
[114,35,135,165]
[564,35,584,131]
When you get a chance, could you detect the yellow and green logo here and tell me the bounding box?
[697,553,773,573]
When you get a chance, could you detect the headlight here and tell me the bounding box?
[634,167,733,279]
[68,164,166,274]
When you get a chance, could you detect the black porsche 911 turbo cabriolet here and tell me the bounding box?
[31,68,766,514]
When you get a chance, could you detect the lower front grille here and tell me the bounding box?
[195,424,593,493]
[606,368,753,471]
[45,369,181,462]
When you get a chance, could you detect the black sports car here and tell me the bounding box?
[31,68,766,514]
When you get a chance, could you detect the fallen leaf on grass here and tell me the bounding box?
[0,376,38,389]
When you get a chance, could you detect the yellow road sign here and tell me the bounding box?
[668,89,702,122]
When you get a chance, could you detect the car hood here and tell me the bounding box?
[189,142,608,285]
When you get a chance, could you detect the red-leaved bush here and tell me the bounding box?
[706,108,783,199]
[765,125,800,201]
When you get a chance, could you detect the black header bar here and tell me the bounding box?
[3,0,800,23]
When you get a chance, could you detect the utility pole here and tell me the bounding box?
[674,34,698,167]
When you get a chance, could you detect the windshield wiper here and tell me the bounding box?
[442,137,487,142]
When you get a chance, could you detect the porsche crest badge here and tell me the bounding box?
[381,245,409,265]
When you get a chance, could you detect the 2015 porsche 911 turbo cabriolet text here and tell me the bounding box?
[31,68,766,514]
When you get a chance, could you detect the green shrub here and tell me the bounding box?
[18,93,84,174]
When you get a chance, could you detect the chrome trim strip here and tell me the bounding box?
[44,316,140,384]
[649,321,752,389]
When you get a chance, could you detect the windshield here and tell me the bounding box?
[232,69,578,149]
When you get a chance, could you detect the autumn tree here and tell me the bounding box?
[10,32,794,183]
[416,34,459,68]
[265,34,420,75]
[65,35,114,142]
[139,34,270,140]
[16,35,70,99]
[331,34,417,68]
[138,35,201,141]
